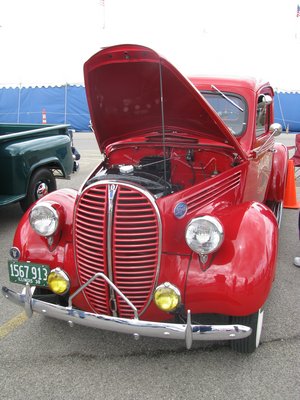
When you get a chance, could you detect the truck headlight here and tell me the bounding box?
[154,282,181,312]
[185,216,224,254]
[47,268,70,295]
[30,202,59,237]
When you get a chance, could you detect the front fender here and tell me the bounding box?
[12,188,78,281]
[266,143,288,201]
[185,201,278,316]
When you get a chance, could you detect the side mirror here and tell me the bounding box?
[258,94,273,106]
[270,123,282,137]
[262,95,273,105]
[254,122,283,156]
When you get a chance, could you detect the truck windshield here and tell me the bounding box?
[201,92,247,136]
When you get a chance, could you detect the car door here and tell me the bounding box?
[244,88,274,203]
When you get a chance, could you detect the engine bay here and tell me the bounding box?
[87,143,240,198]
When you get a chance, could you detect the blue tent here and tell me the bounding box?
[274,92,300,132]
[0,84,90,131]
[0,84,299,132]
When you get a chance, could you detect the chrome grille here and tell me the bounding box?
[74,182,160,318]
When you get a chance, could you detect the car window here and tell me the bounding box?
[256,95,270,136]
[201,92,247,136]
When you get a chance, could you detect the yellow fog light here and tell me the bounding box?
[154,282,181,312]
[47,268,70,295]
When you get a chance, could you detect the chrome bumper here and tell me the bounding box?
[2,284,251,349]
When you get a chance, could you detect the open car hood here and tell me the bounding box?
[84,44,246,158]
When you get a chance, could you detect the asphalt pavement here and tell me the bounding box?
[0,132,299,400]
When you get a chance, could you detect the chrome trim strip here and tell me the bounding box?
[107,184,118,316]
[2,286,252,349]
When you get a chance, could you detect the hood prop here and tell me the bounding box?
[159,61,170,196]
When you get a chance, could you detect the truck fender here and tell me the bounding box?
[20,166,57,212]
[185,201,278,316]
[27,156,70,180]
[22,152,72,206]
[266,143,288,202]
[21,134,74,187]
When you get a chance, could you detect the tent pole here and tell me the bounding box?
[64,83,68,124]
[17,83,22,123]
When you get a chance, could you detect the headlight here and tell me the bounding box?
[154,282,181,312]
[185,216,224,254]
[30,202,59,237]
[47,268,70,295]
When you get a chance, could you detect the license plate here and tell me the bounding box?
[8,261,50,286]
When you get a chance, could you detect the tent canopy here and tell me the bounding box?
[274,91,300,132]
[0,84,299,133]
[0,84,90,131]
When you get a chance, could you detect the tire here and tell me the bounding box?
[266,200,283,227]
[230,308,264,353]
[20,167,57,212]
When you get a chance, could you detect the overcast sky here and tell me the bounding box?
[0,0,299,90]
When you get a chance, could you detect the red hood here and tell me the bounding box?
[84,44,245,157]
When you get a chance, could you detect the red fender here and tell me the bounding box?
[184,201,278,316]
[266,143,288,202]
[12,189,79,284]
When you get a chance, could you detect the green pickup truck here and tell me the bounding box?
[0,123,78,211]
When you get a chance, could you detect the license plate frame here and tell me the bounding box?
[8,261,50,286]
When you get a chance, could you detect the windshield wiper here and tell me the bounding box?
[211,85,244,112]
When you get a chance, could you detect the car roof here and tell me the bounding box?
[189,76,270,93]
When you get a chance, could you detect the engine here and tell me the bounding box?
[86,156,177,198]
[85,146,237,198]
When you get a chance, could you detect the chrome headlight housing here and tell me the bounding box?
[185,216,224,254]
[29,202,59,237]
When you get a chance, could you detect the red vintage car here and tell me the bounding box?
[2,44,288,353]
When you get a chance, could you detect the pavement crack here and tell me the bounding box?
[262,333,300,345]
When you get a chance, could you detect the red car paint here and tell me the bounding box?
[11,44,287,324]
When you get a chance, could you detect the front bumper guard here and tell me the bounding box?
[2,277,251,350]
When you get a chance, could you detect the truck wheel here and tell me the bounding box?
[20,168,57,212]
[230,309,264,353]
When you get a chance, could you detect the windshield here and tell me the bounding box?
[201,92,247,136]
